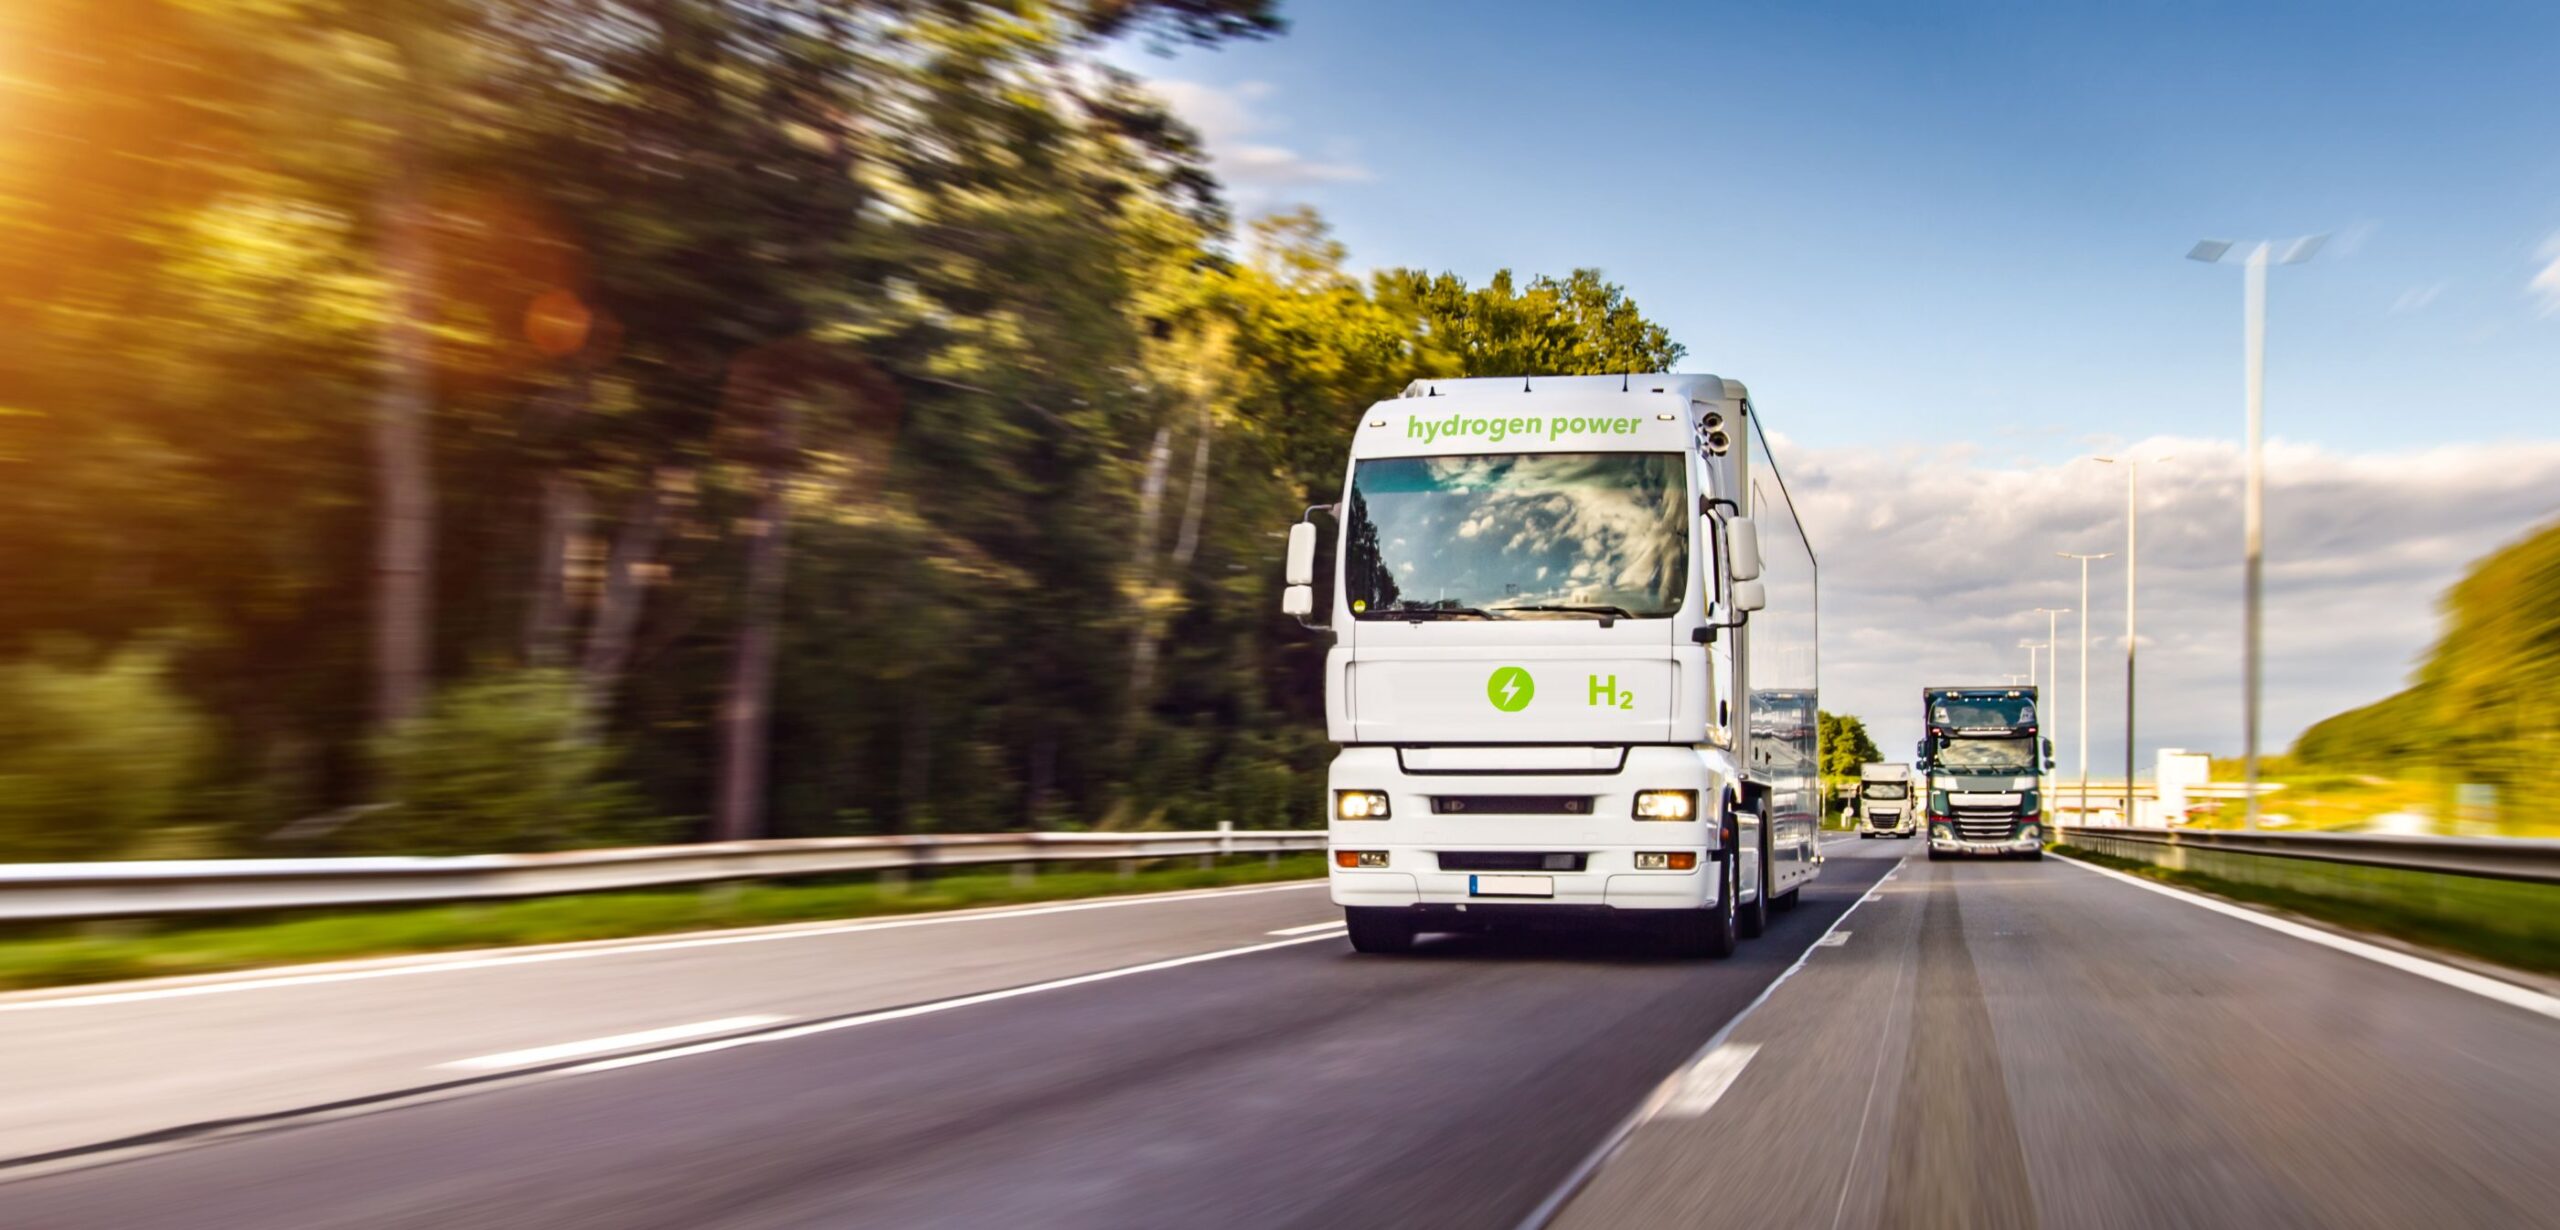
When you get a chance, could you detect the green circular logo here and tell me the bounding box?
[1487,666,1535,713]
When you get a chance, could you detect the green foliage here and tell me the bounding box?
[2293,516,2560,812]
[0,1,1687,856]
[1818,710,1884,780]
[0,644,209,861]
[358,671,662,855]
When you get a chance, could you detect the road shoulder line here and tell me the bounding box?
[2052,851,2560,1023]
[0,879,1328,1013]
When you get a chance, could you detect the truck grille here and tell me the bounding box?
[1951,808,2017,842]
[1428,796,1594,816]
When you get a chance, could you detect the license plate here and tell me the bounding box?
[1469,874,1554,898]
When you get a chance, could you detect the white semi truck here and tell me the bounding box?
[1855,762,1915,838]
[1280,373,1820,957]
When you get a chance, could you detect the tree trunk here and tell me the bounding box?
[1127,418,1214,730]
[525,474,588,668]
[1170,417,1215,571]
[371,152,435,731]
[899,687,931,833]
[1123,426,1174,728]
[715,411,799,842]
[576,474,667,735]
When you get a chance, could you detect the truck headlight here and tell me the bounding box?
[1933,824,1952,841]
[1633,790,1698,821]
[1334,850,1389,868]
[1334,790,1391,820]
[2019,824,2041,843]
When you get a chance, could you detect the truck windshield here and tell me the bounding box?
[1860,784,1908,800]
[1929,695,2036,729]
[1345,453,1688,619]
[1930,738,2037,772]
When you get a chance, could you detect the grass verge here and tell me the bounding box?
[2052,843,2559,977]
[0,854,1326,994]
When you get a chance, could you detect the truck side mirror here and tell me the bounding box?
[1732,579,1767,612]
[1281,586,1314,618]
[1284,522,1318,587]
[1726,516,1764,582]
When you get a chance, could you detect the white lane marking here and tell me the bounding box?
[439,1016,785,1071]
[0,881,1329,1013]
[1514,865,1888,1230]
[564,931,1348,1075]
[2055,853,2560,1023]
[1267,920,1347,936]
[1654,1043,1759,1119]
[1815,931,1850,947]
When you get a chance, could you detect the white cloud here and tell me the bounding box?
[2391,282,2445,314]
[1147,79,1370,195]
[2532,232,2560,317]
[1789,436,2560,774]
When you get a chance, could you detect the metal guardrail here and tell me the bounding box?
[2058,825,2560,885]
[0,827,1327,923]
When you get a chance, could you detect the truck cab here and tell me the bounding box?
[1917,687,2055,859]
[1281,374,1820,958]
[1855,763,1915,838]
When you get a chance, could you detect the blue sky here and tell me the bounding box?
[1125,0,2560,777]
[1131,0,2560,457]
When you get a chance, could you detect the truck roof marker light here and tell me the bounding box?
[1656,413,1675,421]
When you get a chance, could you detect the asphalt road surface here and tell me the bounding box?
[4,836,2554,1229]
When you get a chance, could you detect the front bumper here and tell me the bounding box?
[1325,746,1732,914]
[1930,837,2041,854]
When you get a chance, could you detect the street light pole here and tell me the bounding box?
[2034,607,2069,818]
[2093,455,2170,823]
[2056,554,2110,825]
[2191,235,2322,831]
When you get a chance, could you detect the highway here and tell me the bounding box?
[3,838,2555,1229]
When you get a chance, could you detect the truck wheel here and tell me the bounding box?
[2025,847,2046,862]
[1927,849,1947,861]
[1737,799,1771,940]
[1344,908,1415,954]
[1773,886,1801,911]
[1663,848,1740,959]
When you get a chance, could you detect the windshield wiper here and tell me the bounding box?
[1490,603,1639,620]
[1391,606,1500,620]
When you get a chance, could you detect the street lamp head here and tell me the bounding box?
[2186,239,2236,263]
[2278,234,2328,265]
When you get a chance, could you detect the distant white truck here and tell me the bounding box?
[1855,763,1914,838]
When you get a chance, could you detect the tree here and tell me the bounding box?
[1819,711,1883,781]
[1,0,1706,858]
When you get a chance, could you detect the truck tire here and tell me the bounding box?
[1344,908,1415,954]
[2025,847,2045,862]
[1737,799,1771,940]
[1662,845,1741,959]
